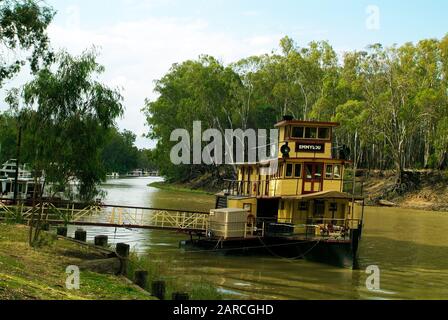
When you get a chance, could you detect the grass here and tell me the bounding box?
[0,223,155,300]
[127,252,224,300]
[148,181,215,195]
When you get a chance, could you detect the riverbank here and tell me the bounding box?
[362,170,448,211]
[0,223,155,300]
[148,181,216,195]
[150,170,448,212]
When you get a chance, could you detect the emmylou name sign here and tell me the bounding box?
[296,143,325,153]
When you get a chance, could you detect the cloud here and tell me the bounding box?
[46,15,279,148]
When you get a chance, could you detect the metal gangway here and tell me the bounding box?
[0,200,209,233]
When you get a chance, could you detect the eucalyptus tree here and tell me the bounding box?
[144,55,243,181]
[101,128,139,174]
[0,0,54,85]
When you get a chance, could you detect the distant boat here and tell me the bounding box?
[106,172,120,179]
[0,159,32,179]
[0,159,38,201]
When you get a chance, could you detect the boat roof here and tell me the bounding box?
[275,120,340,128]
[282,190,364,201]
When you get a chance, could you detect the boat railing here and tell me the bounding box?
[224,179,365,198]
[223,179,266,197]
[0,200,210,232]
[262,217,362,241]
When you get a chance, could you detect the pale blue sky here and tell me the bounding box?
[47,0,448,50]
[3,0,448,148]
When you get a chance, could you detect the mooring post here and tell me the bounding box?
[134,270,148,289]
[94,235,108,247]
[151,281,166,300]
[172,292,189,301]
[116,243,130,275]
[75,229,87,242]
[56,226,68,237]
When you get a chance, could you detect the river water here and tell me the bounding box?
[68,177,448,300]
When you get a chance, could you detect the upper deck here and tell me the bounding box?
[231,117,350,198]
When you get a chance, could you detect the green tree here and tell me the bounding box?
[11,50,123,245]
[0,111,17,163]
[0,0,55,85]
[101,128,139,174]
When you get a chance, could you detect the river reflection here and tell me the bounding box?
[67,177,448,300]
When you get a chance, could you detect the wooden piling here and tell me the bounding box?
[116,243,130,275]
[56,226,67,237]
[75,229,87,242]
[134,270,148,289]
[172,292,189,301]
[151,281,166,300]
[94,235,108,247]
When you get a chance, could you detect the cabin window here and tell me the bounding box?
[315,165,323,178]
[292,126,304,138]
[294,164,302,178]
[325,165,334,179]
[318,128,330,139]
[329,203,337,212]
[305,127,317,139]
[305,164,313,179]
[314,200,325,217]
[280,201,285,210]
[298,201,308,211]
[333,165,342,179]
[285,164,293,177]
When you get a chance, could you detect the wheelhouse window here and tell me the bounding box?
[325,165,333,179]
[318,127,330,139]
[285,164,293,177]
[294,164,302,178]
[305,127,317,139]
[292,126,304,138]
[290,126,331,140]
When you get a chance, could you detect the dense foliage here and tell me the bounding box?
[0,0,55,85]
[10,50,125,201]
[145,36,448,183]
[101,128,157,174]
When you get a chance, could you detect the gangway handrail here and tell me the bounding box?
[0,198,210,215]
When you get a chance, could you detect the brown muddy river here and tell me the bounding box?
[67,177,448,300]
